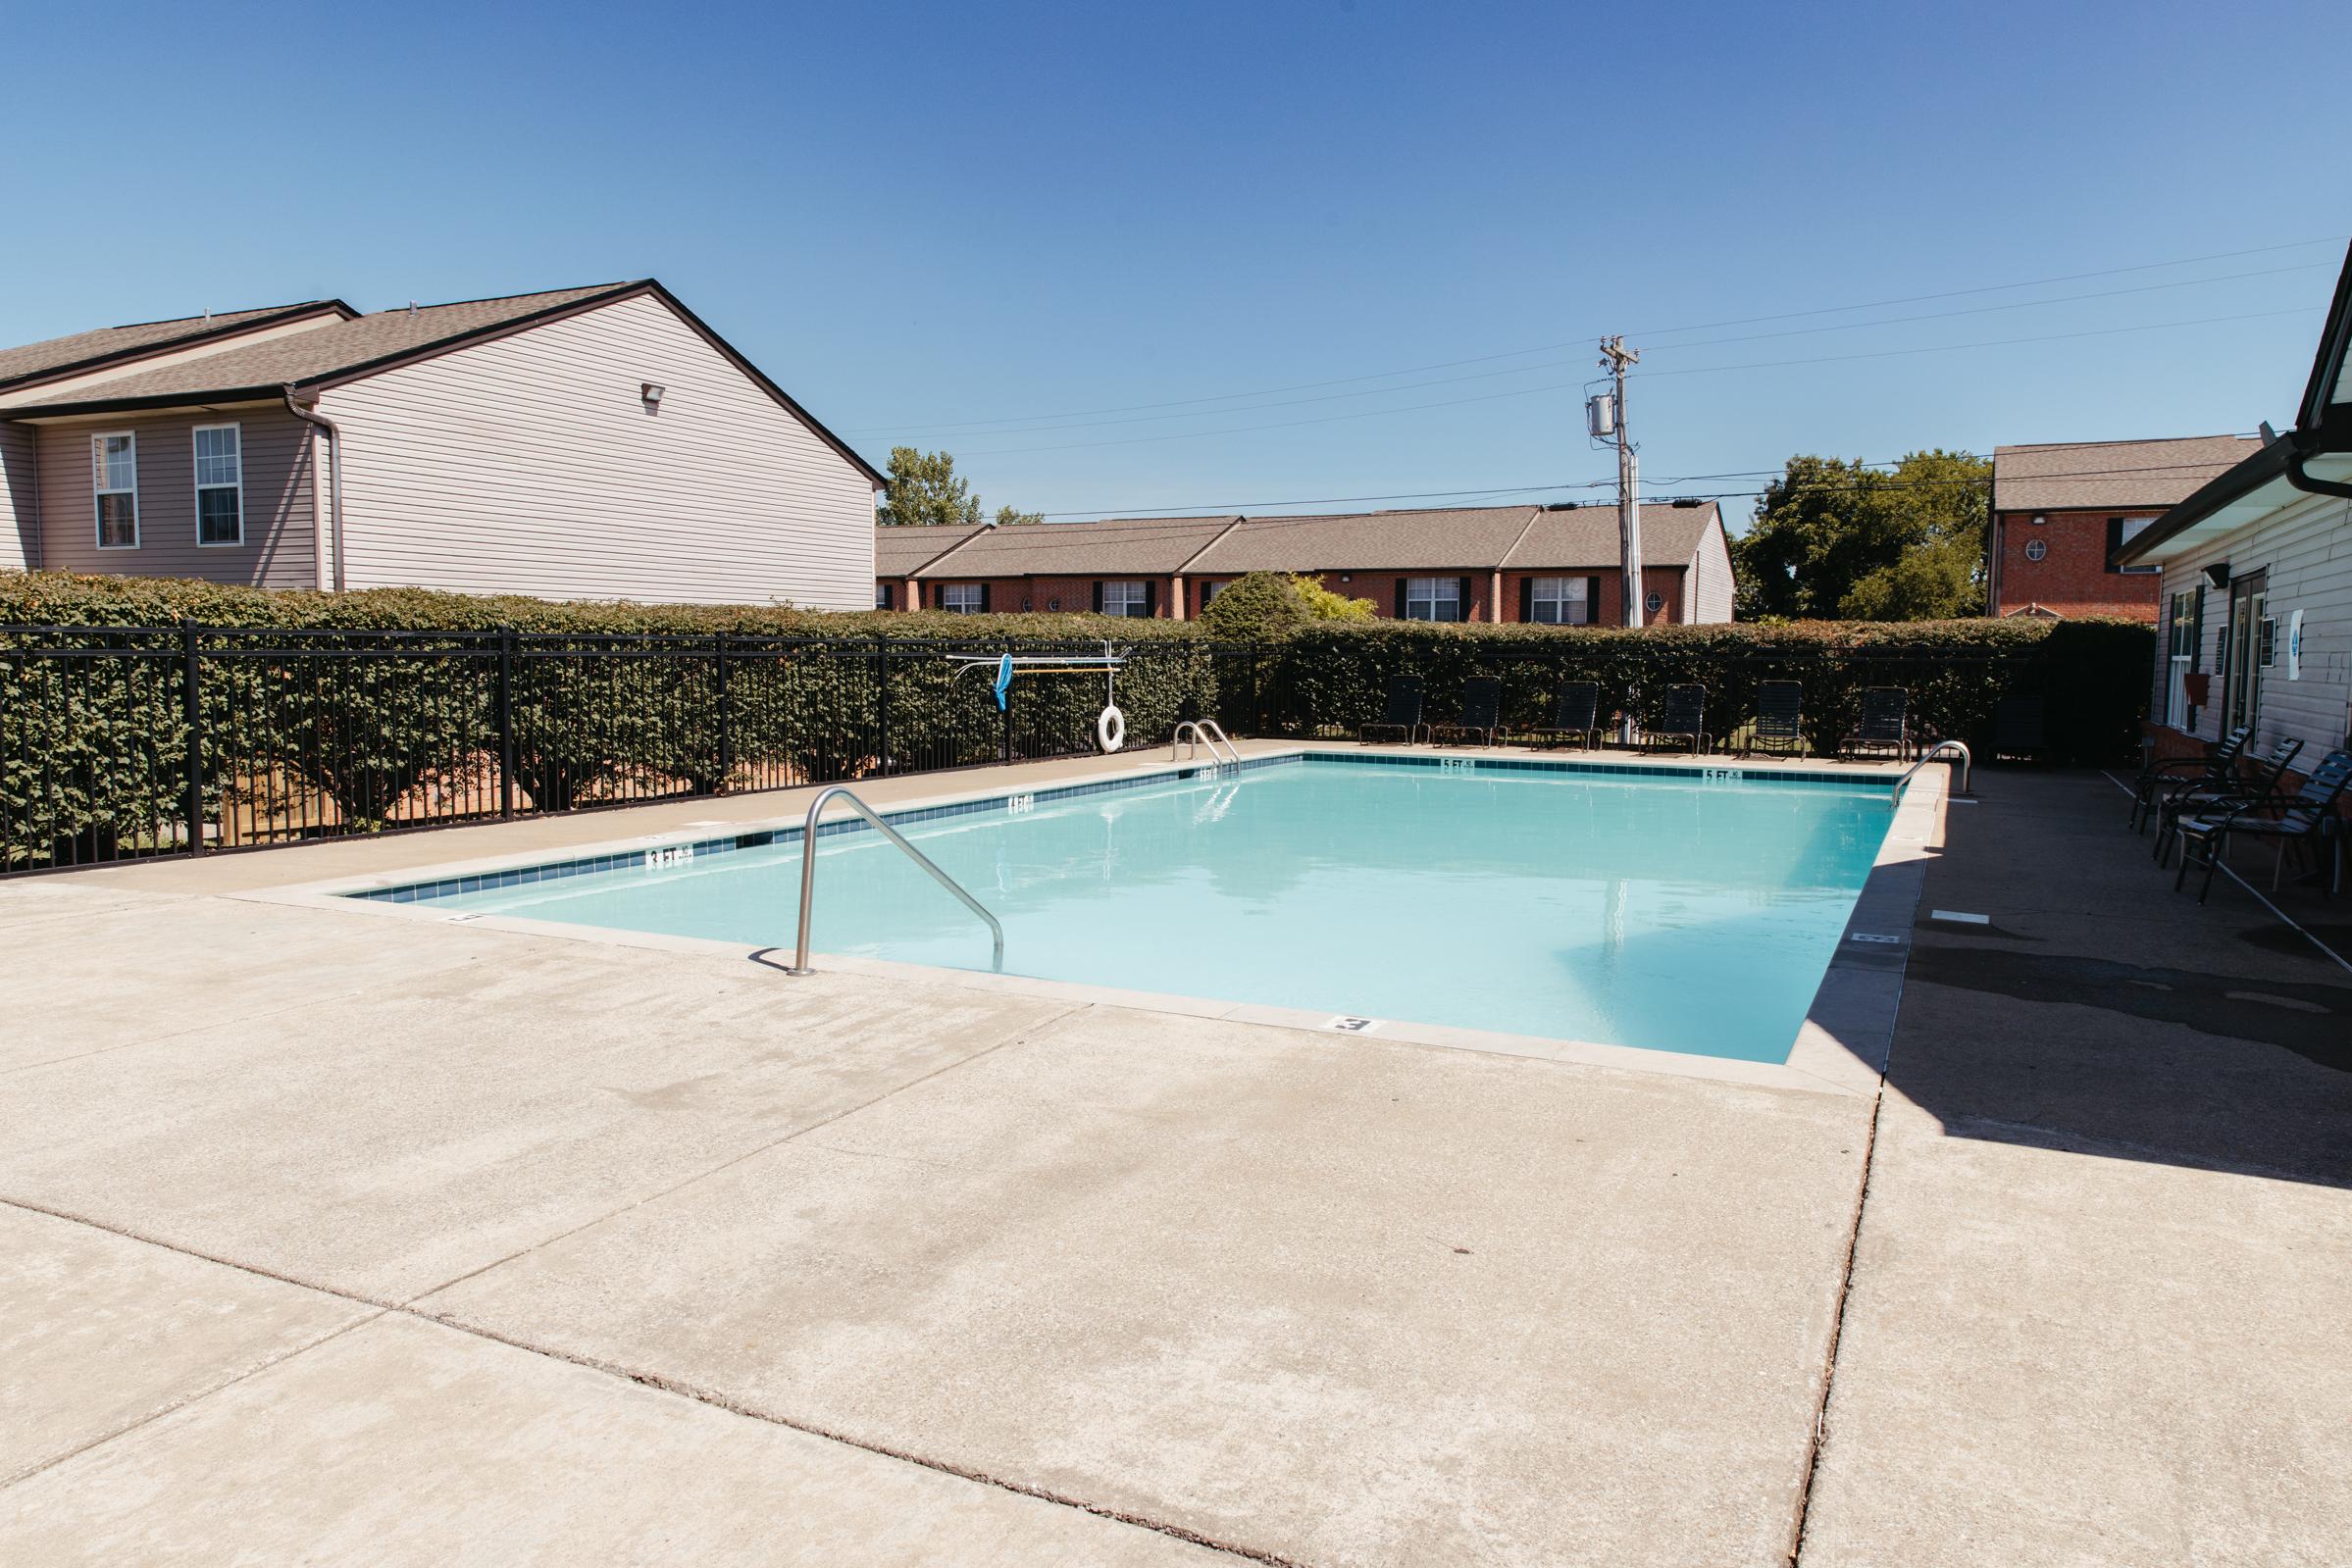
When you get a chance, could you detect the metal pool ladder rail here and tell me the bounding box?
[785,785,1003,976]
[1172,720,1241,766]
[1894,739,1971,799]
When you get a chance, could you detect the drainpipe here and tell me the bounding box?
[281,384,345,590]
[2283,431,2352,500]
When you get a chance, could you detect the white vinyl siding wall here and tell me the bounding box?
[1688,515,1736,624]
[0,422,34,568]
[320,293,876,607]
[2151,489,2352,758]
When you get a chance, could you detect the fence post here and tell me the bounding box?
[181,620,205,857]
[874,636,892,778]
[714,632,733,793]
[496,626,517,820]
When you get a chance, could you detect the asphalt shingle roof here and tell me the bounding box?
[1990,435,2261,512]
[2,284,638,411]
[0,301,348,391]
[876,523,990,574]
[907,515,1243,578]
[1501,501,1721,570]
[1183,506,1544,574]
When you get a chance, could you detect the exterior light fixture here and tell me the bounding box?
[640,382,665,409]
[2203,561,2231,588]
[2029,514,2047,526]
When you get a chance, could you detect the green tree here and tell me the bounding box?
[875,447,980,528]
[1199,572,1375,641]
[1731,449,1989,620]
[993,504,1043,528]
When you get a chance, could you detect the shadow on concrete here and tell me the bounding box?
[1877,769,2352,1189]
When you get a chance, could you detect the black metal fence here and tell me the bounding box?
[2,620,2134,876]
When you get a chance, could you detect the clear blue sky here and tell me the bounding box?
[4,1,2345,527]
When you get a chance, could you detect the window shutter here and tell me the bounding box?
[1144,581,1158,618]
[978,582,991,612]
[2105,518,2123,573]
[1092,582,1103,614]
[1457,577,1472,623]
[1586,576,1603,625]
[878,582,891,610]
[1518,579,1532,623]
[1395,579,1407,618]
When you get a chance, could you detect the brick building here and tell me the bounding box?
[1985,436,2260,621]
[878,500,1734,624]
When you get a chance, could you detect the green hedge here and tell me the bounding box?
[2,572,2153,869]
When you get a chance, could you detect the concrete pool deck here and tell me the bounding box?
[2,756,2346,1565]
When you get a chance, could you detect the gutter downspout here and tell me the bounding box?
[2283,433,2352,501]
[282,385,345,590]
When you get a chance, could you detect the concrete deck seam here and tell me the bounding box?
[0,1196,1296,1565]
[0,1302,389,1491]
[1783,1080,1889,1567]
[2095,771,2352,978]
[398,1002,1098,1308]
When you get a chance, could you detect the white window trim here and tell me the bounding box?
[92,430,139,550]
[2116,516,2161,575]
[2023,539,2048,561]
[1405,576,1462,622]
[1530,576,1589,626]
[192,423,244,547]
[939,583,983,614]
[1099,580,1150,617]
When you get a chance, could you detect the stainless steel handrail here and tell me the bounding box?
[785,785,1003,976]
[1193,719,1243,765]
[1894,739,1971,798]
[1172,721,1240,767]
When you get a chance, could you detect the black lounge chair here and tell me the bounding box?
[2174,749,2352,903]
[1430,677,1503,746]
[1993,694,2048,763]
[1840,687,1911,762]
[2154,736,2302,867]
[1644,683,1710,755]
[1360,676,1426,744]
[1524,681,1602,750]
[2130,724,2252,835]
[1744,681,1805,758]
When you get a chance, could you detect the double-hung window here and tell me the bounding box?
[2112,516,2160,575]
[193,425,243,545]
[939,583,984,614]
[2165,588,2197,728]
[1404,577,1462,622]
[1099,580,1150,617]
[92,433,138,548]
[1529,576,1589,625]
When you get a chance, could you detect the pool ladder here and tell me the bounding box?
[1172,720,1242,767]
[1893,740,1972,799]
[784,785,1003,977]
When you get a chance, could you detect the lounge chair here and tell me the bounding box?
[1840,687,1911,762]
[1429,677,1503,746]
[1744,681,1805,759]
[2173,749,2352,903]
[2129,725,2252,835]
[1360,676,1426,744]
[1644,683,1710,755]
[1523,681,1602,750]
[2153,736,2302,867]
[1993,694,2048,763]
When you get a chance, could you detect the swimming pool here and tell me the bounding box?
[375,755,1898,1063]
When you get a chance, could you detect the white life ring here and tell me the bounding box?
[1096,704,1126,753]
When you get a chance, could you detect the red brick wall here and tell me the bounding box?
[1991,510,2162,621]
[1497,569,1682,626]
[912,575,1173,616]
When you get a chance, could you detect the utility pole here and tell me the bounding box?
[1595,336,1642,628]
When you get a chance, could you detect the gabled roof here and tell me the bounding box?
[1501,501,1721,570]
[2,279,885,486]
[1184,506,1543,574]
[0,300,355,392]
[1989,435,2260,512]
[908,515,1243,579]
[2296,239,2352,431]
[876,523,991,574]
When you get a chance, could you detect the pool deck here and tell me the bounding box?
[2,751,2346,1565]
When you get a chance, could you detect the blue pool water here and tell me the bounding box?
[405,758,1896,1062]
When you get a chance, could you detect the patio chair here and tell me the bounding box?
[1644,683,1711,755]
[2128,725,2252,835]
[1744,680,1805,759]
[1839,687,1911,762]
[1429,677,1503,747]
[2174,749,2352,903]
[1993,694,2048,763]
[1359,676,1426,745]
[2153,736,2303,867]
[1523,680,1602,750]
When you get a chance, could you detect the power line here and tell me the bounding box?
[955,307,2310,457]
[848,235,2341,435]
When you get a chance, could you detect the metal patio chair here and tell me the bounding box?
[1523,680,1602,750]
[2130,724,2252,835]
[1430,677,1503,747]
[1359,676,1427,745]
[1840,686,1911,762]
[1745,680,1805,759]
[2174,749,2352,903]
[1643,683,1711,755]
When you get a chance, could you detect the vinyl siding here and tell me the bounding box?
[322,293,875,607]
[1687,514,1735,623]
[2152,489,2352,756]
[28,407,317,586]
[0,422,33,568]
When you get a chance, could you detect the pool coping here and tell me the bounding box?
[239,743,1940,1100]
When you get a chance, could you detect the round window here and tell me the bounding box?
[2023,540,2048,561]
[1644,592,1664,613]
